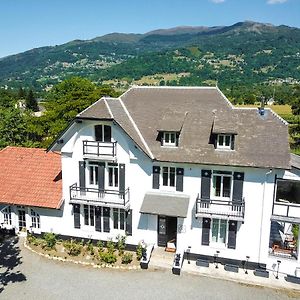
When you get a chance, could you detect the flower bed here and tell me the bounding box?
[26,233,141,268]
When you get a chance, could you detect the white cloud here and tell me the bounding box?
[267,0,288,4]
[210,0,225,3]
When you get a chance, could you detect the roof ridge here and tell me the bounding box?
[103,98,114,119]
[77,97,104,117]
[215,86,234,109]
[118,97,154,159]
[131,85,217,90]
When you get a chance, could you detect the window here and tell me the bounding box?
[163,166,176,187]
[212,171,232,198]
[89,165,99,185]
[162,132,178,147]
[95,125,111,142]
[3,206,12,225]
[113,208,125,230]
[108,164,118,188]
[84,205,95,226]
[212,219,227,244]
[31,209,40,229]
[217,134,232,150]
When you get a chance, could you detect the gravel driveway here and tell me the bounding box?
[0,236,298,300]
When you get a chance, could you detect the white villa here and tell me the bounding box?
[0,86,299,277]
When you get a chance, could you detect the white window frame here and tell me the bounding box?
[162,166,176,188]
[107,164,119,189]
[211,171,233,200]
[217,134,232,150]
[162,132,177,147]
[31,209,40,229]
[88,164,99,186]
[83,205,95,227]
[3,206,12,225]
[211,218,228,246]
[112,208,125,231]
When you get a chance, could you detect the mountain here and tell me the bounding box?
[0,21,300,92]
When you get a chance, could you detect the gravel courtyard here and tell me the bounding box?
[0,237,299,300]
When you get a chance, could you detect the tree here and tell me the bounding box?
[25,89,38,112]
[18,87,26,99]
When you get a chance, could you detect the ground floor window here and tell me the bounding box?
[3,206,12,225]
[84,205,95,226]
[31,209,40,228]
[113,208,125,230]
[211,218,227,244]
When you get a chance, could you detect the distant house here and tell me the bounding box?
[1,86,299,276]
[266,97,275,105]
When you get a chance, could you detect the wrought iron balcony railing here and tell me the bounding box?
[195,195,245,221]
[69,183,130,209]
[83,140,117,158]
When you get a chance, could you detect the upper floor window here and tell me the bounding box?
[162,132,178,147]
[163,166,176,187]
[212,171,232,199]
[95,125,111,142]
[217,134,232,150]
[108,163,118,188]
[89,165,99,185]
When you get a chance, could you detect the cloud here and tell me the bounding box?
[267,0,288,4]
[210,0,225,3]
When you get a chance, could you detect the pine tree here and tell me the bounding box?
[25,89,38,112]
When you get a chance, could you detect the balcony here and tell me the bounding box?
[69,183,130,209]
[195,195,245,221]
[82,140,117,161]
[272,201,300,223]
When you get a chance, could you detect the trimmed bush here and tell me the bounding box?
[97,240,104,253]
[42,233,57,250]
[121,252,133,264]
[99,251,117,264]
[106,239,115,254]
[86,240,94,255]
[63,239,83,256]
[136,243,143,261]
[116,235,126,256]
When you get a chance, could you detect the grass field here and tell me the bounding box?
[236,104,292,116]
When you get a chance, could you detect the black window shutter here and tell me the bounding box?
[125,209,132,236]
[231,135,235,150]
[95,125,103,141]
[103,207,110,233]
[119,164,125,194]
[98,162,105,192]
[73,204,81,229]
[228,220,238,249]
[79,161,86,195]
[95,206,102,232]
[201,218,211,246]
[104,125,111,142]
[201,170,211,199]
[232,172,244,203]
[176,168,184,192]
[152,166,160,189]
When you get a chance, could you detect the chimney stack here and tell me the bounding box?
[259,96,265,116]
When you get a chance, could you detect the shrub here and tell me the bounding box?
[121,252,133,264]
[99,251,117,264]
[106,239,115,254]
[97,240,104,253]
[136,243,143,261]
[116,235,126,256]
[86,240,94,255]
[42,232,57,250]
[63,239,83,256]
[27,234,46,247]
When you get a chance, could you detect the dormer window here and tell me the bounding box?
[95,125,111,142]
[217,134,233,150]
[162,131,178,147]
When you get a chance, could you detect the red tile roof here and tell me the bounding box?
[0,146,62,209]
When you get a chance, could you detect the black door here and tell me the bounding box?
[158,216,167,247]
[18,210,26,231]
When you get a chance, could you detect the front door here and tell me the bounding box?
[157,216,177,247]
[18,210,26,231]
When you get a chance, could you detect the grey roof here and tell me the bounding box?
[79,86,291,169]
[140,192,190,218]
[291,153,300,170]
[78,98,112,119]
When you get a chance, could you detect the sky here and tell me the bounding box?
[0,0,299,58]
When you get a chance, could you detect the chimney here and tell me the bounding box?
[259,96,265,116]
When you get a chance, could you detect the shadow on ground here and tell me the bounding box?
[0,233,26,293]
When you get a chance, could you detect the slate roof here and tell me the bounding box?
[0,147,62,209]
[77,86,290,169]
[291,153,300,170]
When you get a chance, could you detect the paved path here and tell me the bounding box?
[1,237,299,300]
